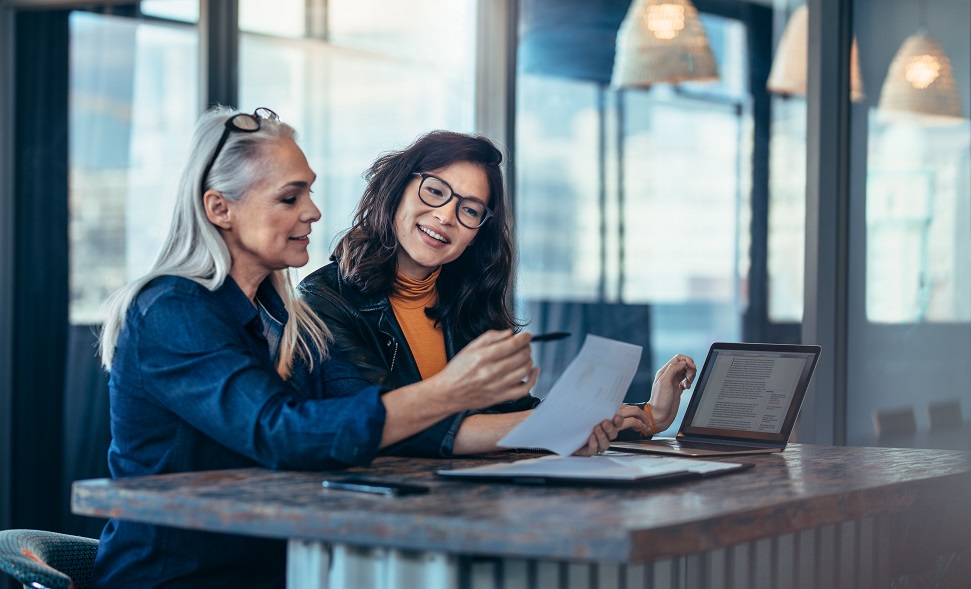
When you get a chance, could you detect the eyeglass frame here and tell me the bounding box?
[411,172,495,229]
[200,107,279,195]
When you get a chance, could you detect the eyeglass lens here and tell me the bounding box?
[230,108,278,132]
[418,175,488,228]
[229,113,261,131]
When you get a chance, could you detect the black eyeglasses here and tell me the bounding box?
[412,173,495,229]
[200,107,279,195]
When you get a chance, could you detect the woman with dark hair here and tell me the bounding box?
[300,130,696,455]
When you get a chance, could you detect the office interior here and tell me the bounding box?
[0,0,968,570]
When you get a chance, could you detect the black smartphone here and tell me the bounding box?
[321,477,430,496]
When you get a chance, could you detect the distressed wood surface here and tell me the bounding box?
[71,444,971,562]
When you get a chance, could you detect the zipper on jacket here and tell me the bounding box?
[386,338,398,372]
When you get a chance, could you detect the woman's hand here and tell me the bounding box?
[432,330,539,413]
[646,354,697,432]
[573,414,624,456]
[613,403,654,436]
[381,330,538,449]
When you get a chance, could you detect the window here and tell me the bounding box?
[69,11,198,323]
[865,117,971,323]
[515,0,755,433]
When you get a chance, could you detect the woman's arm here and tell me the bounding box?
[378,329,539,448]
[447,352,699,455]
[452,411,531,454]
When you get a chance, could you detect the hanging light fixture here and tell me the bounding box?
[877,31,963,120]
[766,5,865,101]
[611,0,719,88]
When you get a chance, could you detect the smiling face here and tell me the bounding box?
[393,160,489,280]
[210,138,320,293]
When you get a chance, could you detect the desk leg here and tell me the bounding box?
[287,540,458,589]
[287,510,970,589]
[287,539,331,589]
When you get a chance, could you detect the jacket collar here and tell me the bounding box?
[217,275,289,329]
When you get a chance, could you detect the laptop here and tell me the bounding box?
[611,342,821,457]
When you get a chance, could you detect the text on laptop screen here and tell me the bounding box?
[679,344,821,444]
[692,352,808,433]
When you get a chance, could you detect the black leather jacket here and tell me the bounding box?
[298,262,540,415]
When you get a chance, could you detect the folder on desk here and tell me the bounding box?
[437,454,752,486]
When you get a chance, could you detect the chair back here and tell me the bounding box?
[0,529,98,589]
[873,406,917,439]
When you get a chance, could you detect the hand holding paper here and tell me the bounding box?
[498,335,642,455]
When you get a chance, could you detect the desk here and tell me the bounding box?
[72,444,971,589]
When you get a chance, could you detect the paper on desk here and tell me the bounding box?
[438,454,743,481]
[498,335,642,456]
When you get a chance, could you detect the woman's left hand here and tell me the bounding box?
[573,414,624,456]
[570,354,696,456]
[647,354,697,432]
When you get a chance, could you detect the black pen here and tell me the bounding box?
[530,332,571,343]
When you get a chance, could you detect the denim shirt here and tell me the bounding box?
[93,275,426,588]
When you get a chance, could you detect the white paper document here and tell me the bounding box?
[438,454,747,482]
[497,335,642,456]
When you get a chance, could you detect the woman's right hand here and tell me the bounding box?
[433,329,539,412]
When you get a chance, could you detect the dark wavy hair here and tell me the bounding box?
[332,130,520,342]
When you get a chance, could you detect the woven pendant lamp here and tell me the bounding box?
[877,31,963,120]
[611,0,719,88]
[766,5,865,101]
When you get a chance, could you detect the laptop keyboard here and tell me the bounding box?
[655,439,755,452]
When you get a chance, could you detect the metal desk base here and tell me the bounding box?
[287,514,968,589]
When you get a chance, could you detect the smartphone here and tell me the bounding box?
[321,477,430,496]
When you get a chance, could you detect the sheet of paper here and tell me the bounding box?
[438,454,745,481]
[497,334,642,456]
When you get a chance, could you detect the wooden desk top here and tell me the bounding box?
[71,444,971,563]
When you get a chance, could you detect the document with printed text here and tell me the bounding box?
[497,335,642,456]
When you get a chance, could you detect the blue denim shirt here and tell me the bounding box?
[93,275,452,588]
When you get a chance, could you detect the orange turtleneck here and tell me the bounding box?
[389,267,447,380]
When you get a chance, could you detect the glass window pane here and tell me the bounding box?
[69,12,198,324]
[329,0,476,64]
[140,1,198,23]
[240,0,306,37]
[765,2,809,324]
[514,76,601,302]
[620,90,747,306]
[767,97,806,322]
[865,118,971,323]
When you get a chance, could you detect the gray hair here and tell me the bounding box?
[100,106,330,378]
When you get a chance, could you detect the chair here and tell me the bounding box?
[873,406,917,439]
[927,398,964,431]
[0,529,98,589]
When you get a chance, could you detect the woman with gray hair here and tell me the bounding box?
[93,106,559,588]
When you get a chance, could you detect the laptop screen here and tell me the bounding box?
[678,343,821,444]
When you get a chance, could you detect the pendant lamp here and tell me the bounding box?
[766,5,865,102]
[611,0,719,88]
[877,31,963,121]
